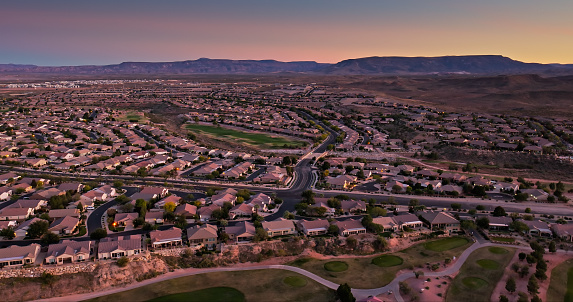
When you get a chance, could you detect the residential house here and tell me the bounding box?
[187,224,218,249]
[174,203,197,219]
[145,211,164,224]
[326,175,357,190]
[0,187,12,200]
[198,204,221,222]
[0,172,20,184]
[552,223,573,242]
[97,235,142,259]
[14,218,44,238]
[229,203,254,218]
[48,209,80,219]
[333,219,367,236]
[340,200,367,214]
[488,216,513,230]
[225,221,256,243]
[155,195,182,209]
[393,213,424,230]
[520,189,549,201]
[114,212,139,227]
[297,219,330,236]
[262,219,297,237]
[45,240,92,265]
[49,216,80,235]
[0,207,34,221]
[149,227,182,248]
[0,244,40,268]
[372,217,399,232]
[58,182,85,193]
[420,212,461,234]
[523,220,552,237]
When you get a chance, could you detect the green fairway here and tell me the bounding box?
[424,237,469,252]
[446,246,514,302]
[324,261,349,272]
[371,255,403,267]
[462,277,488,289]
[476,259,500,270]
[548,258,573,302]
[146,287,244,302]
[290,237,470,289]
[283,276,308,287]
[488,247,509,254]
[186,124,307,149]
[87,269,335,302]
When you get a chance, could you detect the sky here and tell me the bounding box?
[1,0,572,66]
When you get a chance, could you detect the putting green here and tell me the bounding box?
[462,277,488,290]
[476,259,500,270]
[371,255,404,267]
[324,261,349,272]
[283,276,308,287]
[488,247,509,254]
[146,287,244,302]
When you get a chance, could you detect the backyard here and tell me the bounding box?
[290,236,471,289]
[185,124,308,149]
[446,246,515,302]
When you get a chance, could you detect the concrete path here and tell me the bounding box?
[35,241,527,302]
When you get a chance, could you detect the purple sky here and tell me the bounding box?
[2,0,572,65]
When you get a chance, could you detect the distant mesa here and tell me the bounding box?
[1,55,572,75]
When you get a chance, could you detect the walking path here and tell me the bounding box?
[37,238,510,302]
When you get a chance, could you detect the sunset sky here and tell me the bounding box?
[2,0,572,66]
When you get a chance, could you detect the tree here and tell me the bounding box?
[164,202,177,213]
[336,283,355,302]
[505,276,516,293]
[519,252,527,261]
[368,207,387,217]
[519,265,530,278]
[527,275,539,294]
[391,184,403,194]
[549,241,557,253]
[253,228,268,242]
[499,295,509,302]
[113,180,124,188]
[526,254,537,265]
[414,270,424,279]
[27,220,49,238]
[117,256,129,267]
[451,203,462,211]
[531,295,542,302]
[476,217,490,229]
[90,228,107,240]
[328,224,339,236]
[511,221,530,233]
[517,292,528,302]
[373,236,388,251]
[41,232,60,245]
[493,206,507,217]
[346,236,357,249]
[0,227,15,240]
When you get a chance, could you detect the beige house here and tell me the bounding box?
[45,240,92,265]
[97,235,142,259]
[262,219,296,237]
[187,224,218,249]
[0,244,40,268]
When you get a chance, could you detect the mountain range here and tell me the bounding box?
[1,55,572,75]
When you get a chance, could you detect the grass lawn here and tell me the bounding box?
[87,269,334,302]
[488,247,509,254]
[117,111,148,123]
[371,255,403,267]
[324,261,348,272]
[290,237,471,289]
[476,259,500,270]
[446,246,515,302]
[547,258,573,302]
[185,124,307,149]
[423,237,469,252]
[490,236,515,243]
[283,276,308,287]
[146,287,244,302]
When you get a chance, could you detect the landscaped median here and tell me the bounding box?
[289,236,471,289]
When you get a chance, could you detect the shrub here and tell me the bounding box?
[117,256,129,267]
